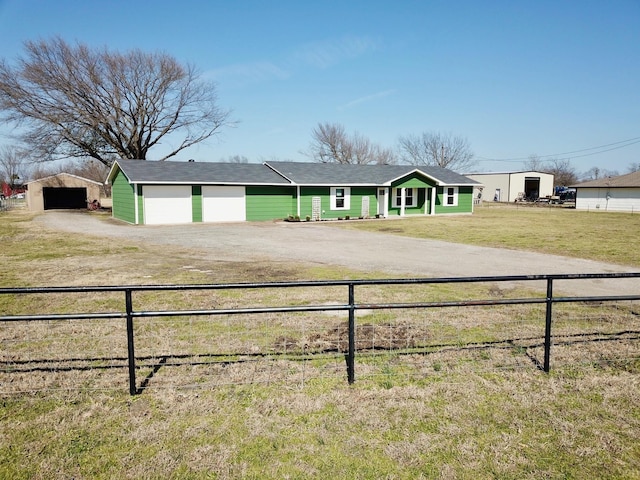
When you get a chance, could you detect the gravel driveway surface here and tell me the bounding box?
[36,211,639,297]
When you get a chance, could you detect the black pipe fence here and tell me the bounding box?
[1,273,639,395]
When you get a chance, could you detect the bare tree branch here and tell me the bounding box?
[397,132,475,172]
[0,37,233,166]
[0,145,29,187]
[522,156,579,186]
[306,122,395,164]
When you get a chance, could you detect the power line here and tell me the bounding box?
[477,136,640,163]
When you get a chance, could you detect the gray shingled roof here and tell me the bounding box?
[109,159,480,186]
[111,159,291,185]
[266,161,480,186]
[570,170,640,188]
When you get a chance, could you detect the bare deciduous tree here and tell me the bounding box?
[0,146,28,188]
[0,37,232,167]
[397,132,475,172]
[582,166,619,181]
[545,158,578,186]
[525,156,578,186]
[523,154,546,171]
[307,122,395,164]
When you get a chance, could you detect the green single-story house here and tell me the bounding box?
[106,159,482,225]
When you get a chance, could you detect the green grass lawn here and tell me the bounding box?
[1,208,639,479]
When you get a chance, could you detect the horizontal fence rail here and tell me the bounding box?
[1,273,639,395]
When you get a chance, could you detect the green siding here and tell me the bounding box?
[435,186,474,214]
[299,187,328,218]
[299,186,377,219]
[246,186,297,221]
[192,186,202,222]
[391,172,435,189]
[111,168,136,224]
[350,187,378,218]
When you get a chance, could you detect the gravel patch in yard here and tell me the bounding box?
[34,211,640,297]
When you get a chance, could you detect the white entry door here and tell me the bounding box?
[202,186,246,222]
[143,185,192,225]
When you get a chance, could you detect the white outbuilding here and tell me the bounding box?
[464,171,555,203]
[571,171,640,213]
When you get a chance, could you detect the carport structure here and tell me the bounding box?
[26,173,103,212]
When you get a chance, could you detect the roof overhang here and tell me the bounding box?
[27,172,103,186]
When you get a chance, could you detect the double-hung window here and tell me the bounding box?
[331,187,350,210]
[393,188,416,207]
[445,187,458,206]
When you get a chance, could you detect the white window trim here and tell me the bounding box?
[393,187,416,208]
[330,187,350,210]
[444,187,459,206]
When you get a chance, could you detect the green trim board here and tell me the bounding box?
[192,186,202,222]
[136,185,143,224]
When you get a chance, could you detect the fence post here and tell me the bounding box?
[125,289,137,395]
[347,283,356,384]
[543,278,553,373]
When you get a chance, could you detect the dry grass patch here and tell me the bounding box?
[2,366,639,479]
[2,209,640,479]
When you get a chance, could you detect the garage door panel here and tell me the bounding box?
[43,187,87,210]
[144,185,192,225]
[202,186,246,222]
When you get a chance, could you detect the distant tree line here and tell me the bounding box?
[305,122,474,171]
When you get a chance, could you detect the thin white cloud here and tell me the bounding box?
[203,35,378,87]
[293,35,378,69]
[205,61,290,85]
[339,89,396,110]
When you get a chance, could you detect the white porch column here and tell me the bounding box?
[400,187,406,216]
[134,183,140,224]
[430,187,436,215]
[424,188,428,215]
[296,185,301,217]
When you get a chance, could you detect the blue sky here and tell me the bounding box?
[0,0,639,175]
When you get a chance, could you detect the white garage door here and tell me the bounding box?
[143,185,192,225]
[202,186,246,222]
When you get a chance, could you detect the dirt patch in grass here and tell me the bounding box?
[275,322,431,353]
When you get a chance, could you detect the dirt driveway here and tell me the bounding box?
[36,211,639,297]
